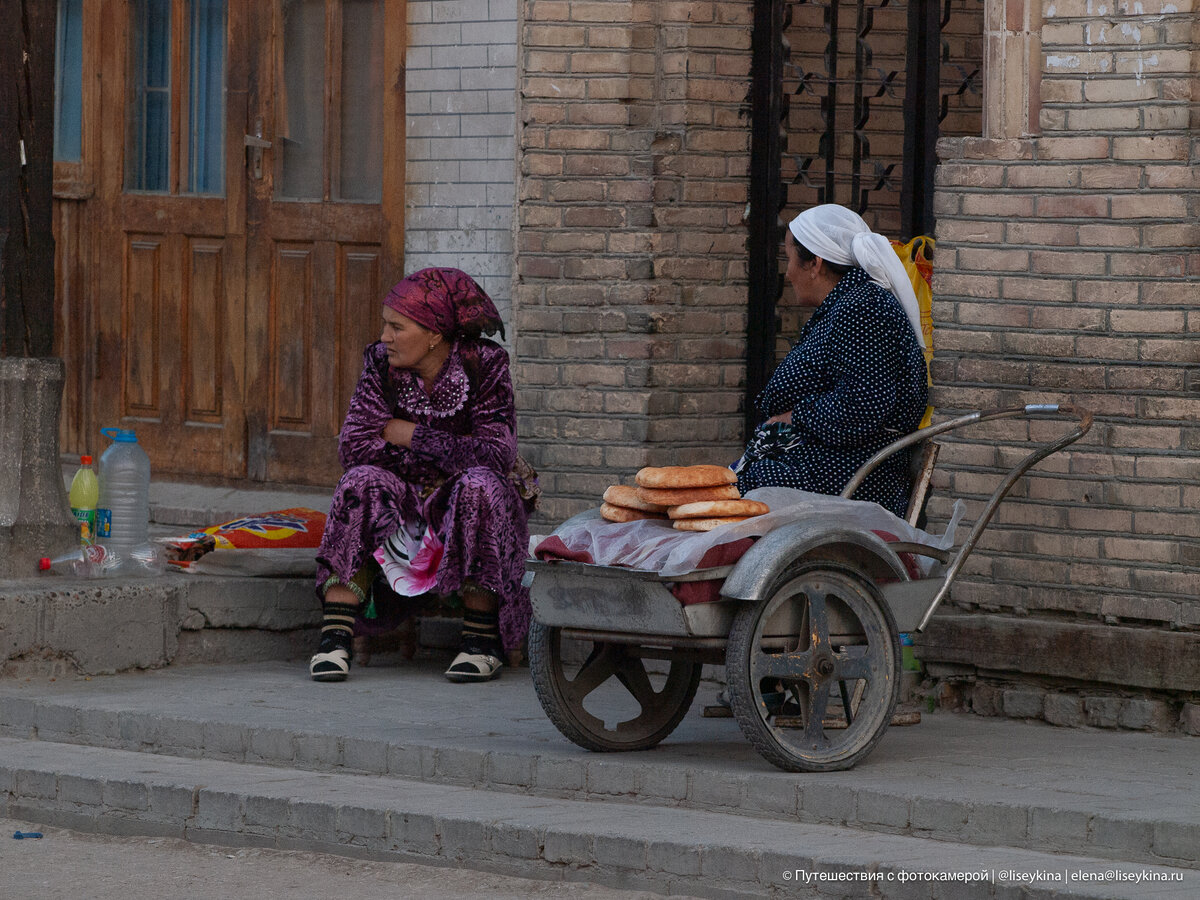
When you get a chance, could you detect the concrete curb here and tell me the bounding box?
[2,691,1197,871]
[1,736,1192,900]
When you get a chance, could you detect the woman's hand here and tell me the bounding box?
[382,418,418,448]
[765,411,793,425]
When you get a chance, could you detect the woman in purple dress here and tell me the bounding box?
[310,268,534,684]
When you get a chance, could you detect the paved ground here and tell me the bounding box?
[5,476,1186,897]
[3,659,1197,835]
[0,816,694,900]
[4,662,1199,898]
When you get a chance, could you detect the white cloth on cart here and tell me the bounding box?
[530,486,963,579]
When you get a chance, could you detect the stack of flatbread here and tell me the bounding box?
[600,484,670,523]
[600,465,769,532]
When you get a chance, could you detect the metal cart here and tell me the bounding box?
[525,404,1093,772]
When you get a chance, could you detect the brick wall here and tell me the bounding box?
[515,0,754,524]
[921,0,1200,718]
[405,0,518,324]
[512,0,1198,723]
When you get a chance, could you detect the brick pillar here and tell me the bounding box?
[405,0,519,323]
[983,0,1042,138]
[516,1,753,523]
[923,0,1200,716]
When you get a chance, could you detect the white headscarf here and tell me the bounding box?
[788,204,926,350]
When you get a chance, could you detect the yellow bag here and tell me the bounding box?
[891,236,935,428]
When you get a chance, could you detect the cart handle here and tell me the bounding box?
[840,404,1093,631]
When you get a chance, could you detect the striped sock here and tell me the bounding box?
[319,601,358,653]
[460,608,501,656]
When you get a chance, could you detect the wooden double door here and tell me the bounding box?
[88,0,404,485]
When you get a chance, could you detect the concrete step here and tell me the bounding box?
[1,661,1196,874]
[1,473,337,675]
[2,735,1192,899]
[7,473,464,676]
[146,479,332,530]
[1,575,317,676]
[60,463,333,531]
[0,575,466,677]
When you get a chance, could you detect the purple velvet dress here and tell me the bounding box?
[315,339,531,651]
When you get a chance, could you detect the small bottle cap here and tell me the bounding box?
[38,558,51,570]
[81,455,93,465]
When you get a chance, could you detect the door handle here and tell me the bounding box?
[244,118,272,179]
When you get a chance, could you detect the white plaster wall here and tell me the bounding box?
[405,0,517,333]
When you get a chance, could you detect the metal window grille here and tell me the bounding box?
[745,0,982,436]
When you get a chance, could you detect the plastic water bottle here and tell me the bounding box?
[39,544,115,577]
[96,427,152,562]
[68,455,100,544]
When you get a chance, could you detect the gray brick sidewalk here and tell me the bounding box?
[0,735,1191,899]
[0,660,1197,897]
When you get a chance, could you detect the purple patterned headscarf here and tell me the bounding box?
[383,268,505,340]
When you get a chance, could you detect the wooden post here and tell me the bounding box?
[0,0,57,358]
[0,1,74,574]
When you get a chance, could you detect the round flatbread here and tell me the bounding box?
[635,465,738,489]
[635,483,741,506]
[669,499,769,520]
[672,516,750,532]
[600,502,668,524]
[603,484,668,513]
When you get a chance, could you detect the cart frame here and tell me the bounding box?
[525,404,1093,771]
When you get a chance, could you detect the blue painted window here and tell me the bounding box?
[127,0,171,192]
[186,0,226,194]
[54,0,84,162]
[126,0,226,195]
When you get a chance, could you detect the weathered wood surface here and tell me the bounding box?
[0,0,57,357]
[59,0,403,483]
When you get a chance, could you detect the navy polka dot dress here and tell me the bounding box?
[738,268,929,517]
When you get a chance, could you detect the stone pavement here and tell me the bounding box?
[0,814,691,900]
[0,659,1196,898]
[4,476,1193,897]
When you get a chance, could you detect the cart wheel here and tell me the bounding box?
[725,559,900,772]
[528,621,702,752]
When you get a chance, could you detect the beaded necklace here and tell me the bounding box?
[393,343,469,420]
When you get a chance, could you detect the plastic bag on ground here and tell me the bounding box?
[158,508,325,577]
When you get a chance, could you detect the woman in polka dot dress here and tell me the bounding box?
[736,205,929,518]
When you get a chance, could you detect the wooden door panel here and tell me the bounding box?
[91,0,247,479]
[261,203,384,242]
[244,0,403,486]
[250,237,381,484]
[337,244,382,412]
[183,237,226,420]
[311,241,339,440]
[124,235,165,415]
[116,229,244,474]
[269,243,315,429]
[120,196,228,232]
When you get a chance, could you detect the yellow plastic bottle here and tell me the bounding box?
[69,455,100,545]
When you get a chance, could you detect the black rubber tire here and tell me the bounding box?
[528,621,702,753]
[725,558,901,772]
